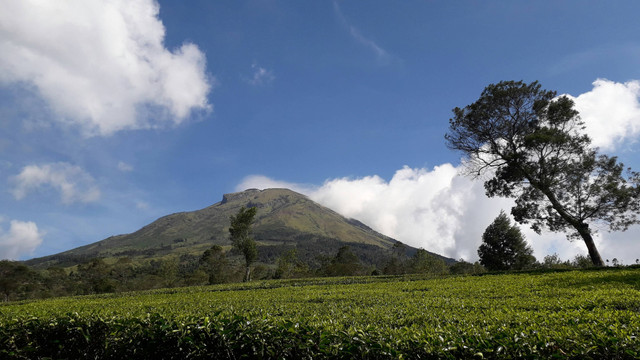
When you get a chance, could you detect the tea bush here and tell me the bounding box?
[1,269,639,359]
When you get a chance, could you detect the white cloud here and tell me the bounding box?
[567,79,640,151]
[117,161,134,172]
[136,200,149,210]
[0,0,212,136]
[309,165,511,260]
[11,162,101,204]
[0,219,44,260]
[245,63,275,86]
[333,1,394,64]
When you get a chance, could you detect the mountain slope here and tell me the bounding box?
[26,188,453,268]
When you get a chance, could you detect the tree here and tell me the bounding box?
[542,253,568,269]
[0,260,37,301]
[200,245,229,284]
[478,211,536,271]
[229,206,258,282]
[274,249,307,279]
[445,80,640,266]
[449,259,486,275]
[383,242,408,275]
[409,249,448,275]
[571,254,593,269]
[382,256,406,275]
[323,246,364,276]
[74,258,116,294]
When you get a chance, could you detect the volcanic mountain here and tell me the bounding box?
[26,188,453,269]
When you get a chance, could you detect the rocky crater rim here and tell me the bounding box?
[220,188,298,204]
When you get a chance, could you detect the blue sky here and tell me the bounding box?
[2,1,640,263]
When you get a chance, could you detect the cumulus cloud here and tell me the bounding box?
[11,162,101,204]
[568,79,640,151]
[0,0,212,136]
[310,166,518,261]
[245,63,275,86]
[0,219,44,260]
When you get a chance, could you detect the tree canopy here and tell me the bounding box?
[445,80,640,266]
[478,211,536,271]
[200,245,229,284]
[0,261,37,302]
[324,246,364,276]
[410,249,448,275]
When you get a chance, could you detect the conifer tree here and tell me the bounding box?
[478,211,535,271]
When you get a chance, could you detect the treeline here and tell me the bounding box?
[2,243,619,302]
[1,244,448,302]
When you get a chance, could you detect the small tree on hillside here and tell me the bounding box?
[409,249,448,275]
[324,246,364,276]
[200,245,229,284]
[0,260,37,302]
[571,254,593,268]
[478,211,536,271]
[274,249,308,279]
[229,206,258,282]
[383,242,408,275]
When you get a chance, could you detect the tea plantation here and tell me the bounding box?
[1,268,639,359]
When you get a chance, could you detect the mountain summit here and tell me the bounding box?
[27,188,452,269]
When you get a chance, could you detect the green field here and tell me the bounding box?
[1,268,639,359]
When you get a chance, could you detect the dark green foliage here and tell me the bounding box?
[0,260,38,302]
[409,249,448,275]
[72,258,119,294]
[274,249,308,279]
[229,206,258,282]
[382,256,406,275]
[541,253,571,269]
[380,243,456,276]
[323,246,365,276]
[572,254,594,268]
[199,245,229,284]
[382,242,408,275]
[449,259,486,274]
[445,80,640,266]
[478,211,536,271]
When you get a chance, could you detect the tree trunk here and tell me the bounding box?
[244,265,251,282]
[577,223,605,266]
[537,186,605,267]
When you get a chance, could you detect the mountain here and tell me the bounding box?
[26,188,454,269]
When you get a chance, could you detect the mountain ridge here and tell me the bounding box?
[26,188,454,269]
